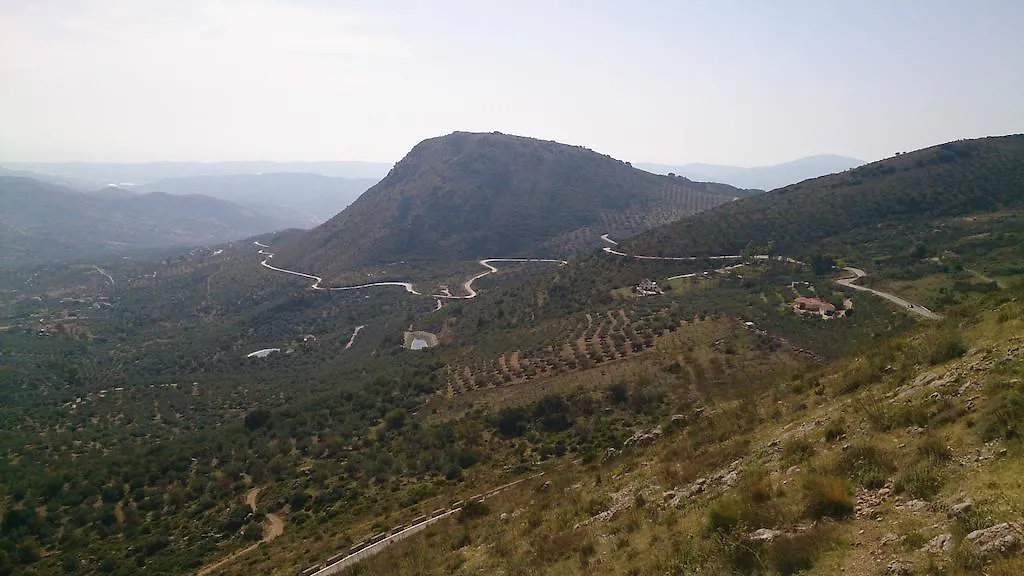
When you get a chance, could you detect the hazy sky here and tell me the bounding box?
[1,0,1022,166]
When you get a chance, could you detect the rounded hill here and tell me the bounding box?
[274,131,749,278]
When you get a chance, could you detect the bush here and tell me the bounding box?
[953,503,993,537]
[451,528,470,550]
[981,388,1024,441]
[495,407,529,437]
[782,438,817,465]
[823,418,847,443]
[916,435,952,463]
[384,408,406,430]
[705,475,784,536]
[584,495,610,517]
[243,409,271,431]
[740,472,773,504]
[952,540,986,573]
[459,500,489,522]
[705,497,743,534]
[803,475,854,520]
[856,395,897,432]
[607,382,628,404]
[767,527,833,576]
[832,443,895,489]
[927,333,967,365]
[895,459,945,500]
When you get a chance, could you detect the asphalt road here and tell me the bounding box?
[600,236,940,320]
[254,242,564,300]
[836,267,942,320]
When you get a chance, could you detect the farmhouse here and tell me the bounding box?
[793,296,837,319]
[634,278,663,296]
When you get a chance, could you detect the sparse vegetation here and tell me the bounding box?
[803,475,855,520]
[2,135,1023,574]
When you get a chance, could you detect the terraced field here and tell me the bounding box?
[441,303,680,397]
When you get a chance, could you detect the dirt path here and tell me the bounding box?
[344,325,365,349]
[197,542,260,576]
[264,513,284,541]
[196,487,284,575]
[245,487,260,510]
[91,265,115,287]
[205,267,222,308]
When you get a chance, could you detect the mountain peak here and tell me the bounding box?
[274,132,749,280]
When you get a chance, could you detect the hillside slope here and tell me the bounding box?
[627,136,1024,258]
[0,176,298,266]
[276,131,749,277]
[4,135,1024,576]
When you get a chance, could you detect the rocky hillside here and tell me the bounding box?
[275,131,750,278]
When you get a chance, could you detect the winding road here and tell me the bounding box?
[836,267,942,320]
[599,235,940,320]
[91,265,115,287]
[253,242,566,300]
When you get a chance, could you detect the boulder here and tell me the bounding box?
[903,499,928,512]
[966,522,1022,556]
[921,533,953,553]
[623,426,663,447]
[886,559,913,575]
[748,528,784,542]
[947,500,973,519]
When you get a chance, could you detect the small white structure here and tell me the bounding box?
[246,348,280,358]
[633,278,663,296]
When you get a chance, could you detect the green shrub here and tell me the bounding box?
[895,459,945,500]
[981,388,1024,441]
[855,395,897,431]
[832,443,895,489]
[927,333,967,365]
[837,359,882,394]
[458,500,490,522]
[782,438,817,465]
[584,495,611,517]
[952,540,986,573]
[803,475,854,520]
[767,526,834,576]
[451,528,471,550]
[823,418,847,443]
[952,503,993,537]
[916,435,952,463]
[740,472,773,504]
[705,497,743,534]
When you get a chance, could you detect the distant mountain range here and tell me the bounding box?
[0,166,379,228]
[636,154,865,191]
[0,160,393,187]
[274,131,754,279]
[0,176,303,267]
[127,173,378,225]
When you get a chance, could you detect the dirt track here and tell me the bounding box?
[196,486,285,575]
